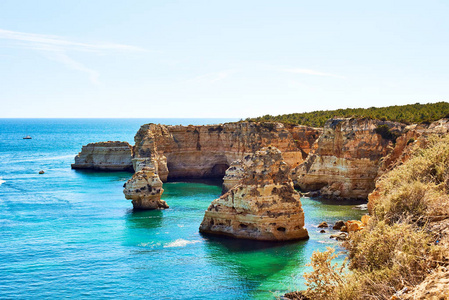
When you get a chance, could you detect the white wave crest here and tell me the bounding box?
[0,178,5,185]
[164,239,200,248]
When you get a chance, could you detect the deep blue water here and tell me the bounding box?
[0,119,364,299]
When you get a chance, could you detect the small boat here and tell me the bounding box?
[23,136,32,139]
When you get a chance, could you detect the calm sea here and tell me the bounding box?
[0,118,364,299]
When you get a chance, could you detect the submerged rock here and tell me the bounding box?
[333,220,345,230]
[123,165,168,210]
[330,232,348,241]
[317,221,328,228]
[199,147,309,241]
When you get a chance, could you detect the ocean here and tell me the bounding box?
[0,118,364,299]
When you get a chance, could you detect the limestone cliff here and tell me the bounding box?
[123,164,168,210]
[71,141,133,171]
[132,122,322,181]
[293,118,406,200]
[199,147,308,241]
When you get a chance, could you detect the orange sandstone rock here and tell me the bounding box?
[133,122,322,181]
[294,118,407,200]
[199,147,308,241]
[361,214,370,226]
[123,165,168,210]
[72,141,133,171]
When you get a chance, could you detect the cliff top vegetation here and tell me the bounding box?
[248,102,449,127]
[297,133,449,300]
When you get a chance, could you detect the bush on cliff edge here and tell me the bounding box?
[301,134,449,300]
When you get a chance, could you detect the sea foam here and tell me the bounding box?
[164,239,200,248]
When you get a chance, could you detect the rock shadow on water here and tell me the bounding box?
[72,169,134,181]
[200,233,307,252]
[166,177,223,187]
[304,196,368,206]
[125,209,164,230]
[200,233,309,288]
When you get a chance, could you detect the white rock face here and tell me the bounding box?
[71,141,133,171]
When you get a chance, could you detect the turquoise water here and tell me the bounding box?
[0,119,365,299]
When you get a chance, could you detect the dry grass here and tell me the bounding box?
[374,134,449,222]
[302,134,449,300]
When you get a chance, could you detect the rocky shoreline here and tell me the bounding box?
[72,117,449,297]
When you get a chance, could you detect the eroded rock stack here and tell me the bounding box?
[123,163,168,210]
[71,141,133,171]
[199,146,309,241]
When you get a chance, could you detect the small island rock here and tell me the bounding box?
[123,164,168,210]
[199,147,308,241]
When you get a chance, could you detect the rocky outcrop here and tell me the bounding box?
[71,141,133,171]
[368,118,449,213]
[293,118,406,200]
[123,163,168,210]
[400,267,449,300]
[378,118,449,175]
[222,160,245,193]
[133,122,322,181]
[199,147,308,241]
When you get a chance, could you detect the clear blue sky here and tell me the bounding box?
[1,0,448,118]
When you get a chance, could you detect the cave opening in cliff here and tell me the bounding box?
[209,163,229,178]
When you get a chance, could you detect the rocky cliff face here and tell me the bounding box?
[369,118,449,212]
[222,160,245,193]
[293,118,406,200]
[123,163,168,210]
[378,118,449,176]
[199,147,308,241]
[71,141,133,171]
[132,122,322,181]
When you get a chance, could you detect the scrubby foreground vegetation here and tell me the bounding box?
[250,102,449,127]
[297,134,449,300]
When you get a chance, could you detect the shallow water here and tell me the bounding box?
[0,119,365,299]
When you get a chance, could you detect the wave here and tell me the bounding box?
[164,239,201,248]
[0,178,5,185]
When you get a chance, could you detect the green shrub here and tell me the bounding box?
[249,102,449,127]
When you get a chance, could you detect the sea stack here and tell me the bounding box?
[71,141,133,171]
[123,164,168,210]
[199,146,308,241]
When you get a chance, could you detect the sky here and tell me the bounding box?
[0,0,448,118]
